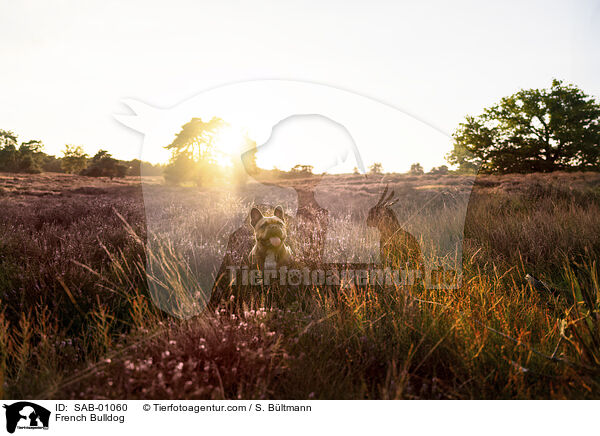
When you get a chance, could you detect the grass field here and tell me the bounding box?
[1,171,599,399]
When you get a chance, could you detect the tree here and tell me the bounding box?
[165,117,226,185]
[82,150,127,179]
[163,152,199,185]
[42,155,63,172]
[429,165,449,175]
[291,164,314,175]
[19,140,43,154]
[17,140,45,173]
[409,163,424,175]
[0,131,45,173]
[448,79,600,173]
[61,145,89,174]
[166,117,225,160]
[0,130,17,149]
[127,159,164,176]
[0,130,19,172]
[369,162,383,174]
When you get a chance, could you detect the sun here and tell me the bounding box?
[211,125,247,167]
[214,126,246,154]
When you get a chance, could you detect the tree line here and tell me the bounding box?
[2,79,598,181]
[0,130,163,178]
[364,162,449,176]
[163,79,599,182]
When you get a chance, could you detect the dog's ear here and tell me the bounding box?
[250,207,263,228]
[274,205,285,221]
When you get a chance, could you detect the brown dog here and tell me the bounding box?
[248,206,293,269]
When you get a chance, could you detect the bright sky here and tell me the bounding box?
[1,0,599,173]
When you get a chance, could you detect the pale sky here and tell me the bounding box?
[1,0,599,173]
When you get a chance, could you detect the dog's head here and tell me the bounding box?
[250,206,288,250]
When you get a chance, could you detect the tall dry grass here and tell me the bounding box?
[0,172,599,399]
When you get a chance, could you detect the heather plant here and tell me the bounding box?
[0,172,599,399]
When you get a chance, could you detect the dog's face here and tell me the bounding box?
[250,206,288,250]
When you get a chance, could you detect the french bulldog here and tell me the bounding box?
[248,206,293,270]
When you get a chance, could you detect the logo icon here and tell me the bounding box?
[3,402,50,434]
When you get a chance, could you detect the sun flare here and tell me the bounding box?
[210,126,246,167]
[214,126,246,154]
